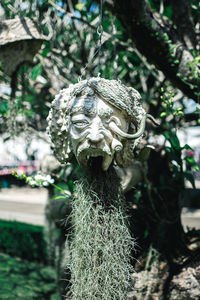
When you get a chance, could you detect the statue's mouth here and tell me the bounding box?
[78,148,113,171]
[87,156,103,170]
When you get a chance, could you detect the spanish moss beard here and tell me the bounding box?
[66,166,135,300]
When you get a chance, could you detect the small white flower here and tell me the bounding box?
[30,179,36,186]
[35,174,43,181]
[25,172,55,188]
[46,175,51,181]
[48,178,54,184]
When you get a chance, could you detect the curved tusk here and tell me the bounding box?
[111,138,123,152]
[146,114,160,126]
[109,115,146,140]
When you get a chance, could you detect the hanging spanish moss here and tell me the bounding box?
[66,164,135,300]
[7,66,27,138]
[7,95,17,137]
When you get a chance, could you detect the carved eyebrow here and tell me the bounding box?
[98,108,113,118]
[70,106,96,116]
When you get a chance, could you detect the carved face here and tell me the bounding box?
[47,78,147,171]
[69,93,129,171]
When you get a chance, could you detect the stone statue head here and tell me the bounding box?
[47,77,146,171]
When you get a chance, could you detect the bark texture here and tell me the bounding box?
[106,0,200,102]
[168,262,200,300]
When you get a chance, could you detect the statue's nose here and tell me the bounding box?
[87,118,104,144]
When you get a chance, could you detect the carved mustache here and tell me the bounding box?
[77,139,112,157]
[76,127,123,154]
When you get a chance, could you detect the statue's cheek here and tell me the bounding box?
[69,126,89,141]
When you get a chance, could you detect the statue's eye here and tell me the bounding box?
[72,120,89,128]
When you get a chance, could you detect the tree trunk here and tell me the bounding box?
[125,148,200,299]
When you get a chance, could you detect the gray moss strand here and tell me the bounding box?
[68,181,134,299]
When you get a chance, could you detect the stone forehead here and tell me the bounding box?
[68,78,143,119]
[52,78,144,119]
[70,96,114,116]
[50,78,146,130]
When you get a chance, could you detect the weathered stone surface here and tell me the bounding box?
[115,160,147,192]
[0,17,46,46]
[168,263,200,300]
[39,154,61,176]
[128,255,169,300]
[47,77,147,171]
[0,17,47,74]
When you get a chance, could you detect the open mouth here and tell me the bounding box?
[78,149,113,171]
[87,156,103,170]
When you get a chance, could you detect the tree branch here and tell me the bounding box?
[170,0,197,49]
[107,0,199,102]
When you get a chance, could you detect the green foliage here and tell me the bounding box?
[0,219,47,263]
[0,0,199,135]
[160,88,184,118]
[148,0,173,19]
[0,100,8,116]
[188,53,200,96]
[0,0,168,135]
[30,64,42,80]
[75,2,85,11]
[0,252,58,300]
[0,0,199,282]
[159,88,199,188]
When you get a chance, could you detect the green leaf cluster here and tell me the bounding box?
[160,88,184,119]
[0,252,58,300]
[0,219,47,263]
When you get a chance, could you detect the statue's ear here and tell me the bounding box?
[135,145,155,162]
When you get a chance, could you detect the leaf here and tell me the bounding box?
[184,171,196,189]
[182,144,193,151]
[41,48,50,58]
[195,107,200,113]
[163,131,169,140]
[0,101,8,114]
[185,156,200,171]
[176,110,184,116]
[185,156,195,164]
[163,130,181,150]
[3,136,10,142]
[53,195,67,201]
[160,112,167,118]
[193,165,200,171]
[165,146,171,152]
[75,3,85,11]
[163,5,173,19]
[169,132,181,150]
[30,64,42,80]
[67,179,74,193]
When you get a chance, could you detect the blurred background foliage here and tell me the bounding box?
[0,0,200,283]
[0,1,199,124]
[0,0,198,135]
